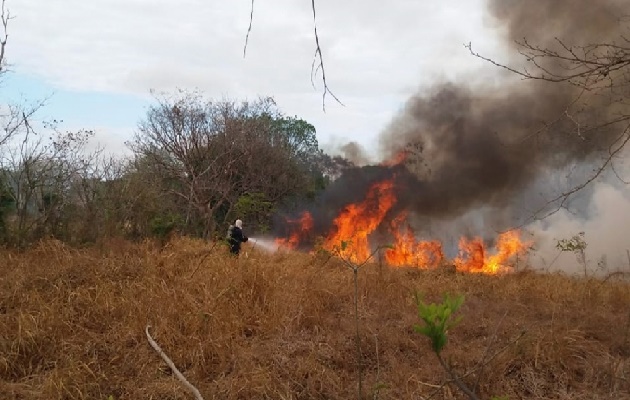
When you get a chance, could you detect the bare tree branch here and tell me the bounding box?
[241,0,343,111]
[242,0,254,58]
[0,0,11,75]
[145,325,205,400]
[611,157,630,184]
[517,122,630,226]
[435,352,480,400]
[309,0,343,112]
[467,18,630,225]
[422,330,527,400]
[466,40,630,90]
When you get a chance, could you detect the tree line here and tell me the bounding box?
[0,90,350,247]
[0,0,354,248]
[3,0,629,248]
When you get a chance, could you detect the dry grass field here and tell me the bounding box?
[1,237,629,399]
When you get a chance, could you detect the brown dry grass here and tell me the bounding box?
[1,237,629,400]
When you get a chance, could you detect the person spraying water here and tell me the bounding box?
[226,219,282,255]
[226,219,248,256]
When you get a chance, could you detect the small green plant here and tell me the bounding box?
[556,231,588,276]
[414,292,464,354]
[414,293,482,399]
[413,294,514,400]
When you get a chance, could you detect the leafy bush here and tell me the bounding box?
[149,213,182,239]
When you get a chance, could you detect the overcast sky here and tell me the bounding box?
[1,0,510,158]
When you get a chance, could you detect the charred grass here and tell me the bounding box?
[0,237,629,399]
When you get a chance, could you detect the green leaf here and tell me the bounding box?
[413,292,465,355]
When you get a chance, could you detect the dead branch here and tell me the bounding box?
[466,39,630,89]
[334,244,390,400]
[436,352,480,400]
[309,0,343,111]
[145,325,205,400]
[373,333,382,400]
[241,0,343,111]
[242,0,254,58]
[0,0,10,74]
[424,330,527,400]
[528,122,630,223]
[600,270,630,284]
[467,23,630,227]
[1,97,49,149]
[495,120,630,234]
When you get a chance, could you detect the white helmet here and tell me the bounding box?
[235,219,243,228]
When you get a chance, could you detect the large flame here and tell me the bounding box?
[322,179,397,263]
[454,230,529,274]
[384,213,444,268]
[275,178,531,274]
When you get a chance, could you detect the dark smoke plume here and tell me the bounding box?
[276,0,630,241]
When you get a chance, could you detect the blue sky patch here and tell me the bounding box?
[0,72,149,130]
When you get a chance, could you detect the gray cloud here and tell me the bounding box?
[7,0,505,151]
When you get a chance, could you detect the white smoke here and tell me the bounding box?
[248,237,282,253]
[527,182,630,276]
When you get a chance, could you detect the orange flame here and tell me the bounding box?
[380,150,409,167]
[384,213,444,268]
[274,178,531,274]
[454,231,530,274]
[322,180,397,263]
[275,211,313,249]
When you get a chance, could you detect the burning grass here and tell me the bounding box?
[1,237,629,399]
[274,178,533,274]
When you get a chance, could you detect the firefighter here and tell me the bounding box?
[226,219,248,255]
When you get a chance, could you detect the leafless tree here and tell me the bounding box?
[131,92,267,236]
[62,149,127,242]
[467,18,630,220]
[131,91,327,237]
[0,123,97,245]
[0,0,32,150]
[0,0,8,74]
[84,156,172,240]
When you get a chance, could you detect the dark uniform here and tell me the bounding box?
[227,223,248,255]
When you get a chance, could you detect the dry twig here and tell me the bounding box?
[242,0,343,111]
[243,0,254,58]
[145,325,205,400]
[309,0,343,111]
